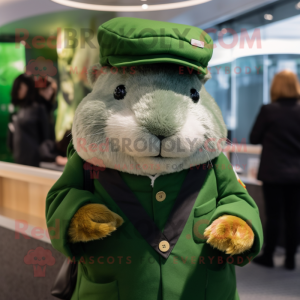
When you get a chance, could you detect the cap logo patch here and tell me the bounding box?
[191,39,204,48]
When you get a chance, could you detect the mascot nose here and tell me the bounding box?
[156,135,166,141]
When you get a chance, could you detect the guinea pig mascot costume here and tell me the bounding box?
[47,17,263,300]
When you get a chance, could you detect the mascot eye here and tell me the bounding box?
[114,85,126,100]
[190,88,200,103]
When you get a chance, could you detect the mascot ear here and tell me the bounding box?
[200,72,211,84]
[88,63,102,87]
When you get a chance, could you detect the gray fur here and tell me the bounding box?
[72,63,227,176]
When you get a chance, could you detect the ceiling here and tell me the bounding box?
[0,0,279,38]
[0,9,114,37]
[69,0,191,4]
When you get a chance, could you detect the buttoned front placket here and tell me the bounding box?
[150,171,188,258]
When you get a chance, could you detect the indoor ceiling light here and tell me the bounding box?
[264,14,273,21]
[50,0,211,12]
[296,2,300,10]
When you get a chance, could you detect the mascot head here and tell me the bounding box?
[72,17,227,176]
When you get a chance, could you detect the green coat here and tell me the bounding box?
[46,146,263,300]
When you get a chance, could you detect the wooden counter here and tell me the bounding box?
[223,143,262,155]
[0,162,62,241]
[223,143,262,186]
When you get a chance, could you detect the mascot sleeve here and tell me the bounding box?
[210,153,264,266]
[45,143,98,258]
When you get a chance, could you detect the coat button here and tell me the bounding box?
[159,240,170,252]
[156,191,166,202]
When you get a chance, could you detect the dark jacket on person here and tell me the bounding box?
[250,98,300,183]
[13,103,50,167]
[35,94,58,162]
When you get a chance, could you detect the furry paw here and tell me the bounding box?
[204,215,254,255]
[68,204,124,243]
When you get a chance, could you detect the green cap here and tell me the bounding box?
[97,17,213,75]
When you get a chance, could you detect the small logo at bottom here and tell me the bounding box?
[24,247,55,277]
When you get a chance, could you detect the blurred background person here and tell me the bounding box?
[36,77,57,142]
[10,74,68,167]
[10,73,44,167]
[250,70,300,270]
[35,77,69,166]
[7,73,35,153]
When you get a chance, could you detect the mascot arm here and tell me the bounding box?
[46,145,123,258]
[204,153,263,266]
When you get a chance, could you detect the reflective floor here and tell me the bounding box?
[237,248,300,300]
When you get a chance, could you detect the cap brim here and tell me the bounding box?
[106,55,207,75]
